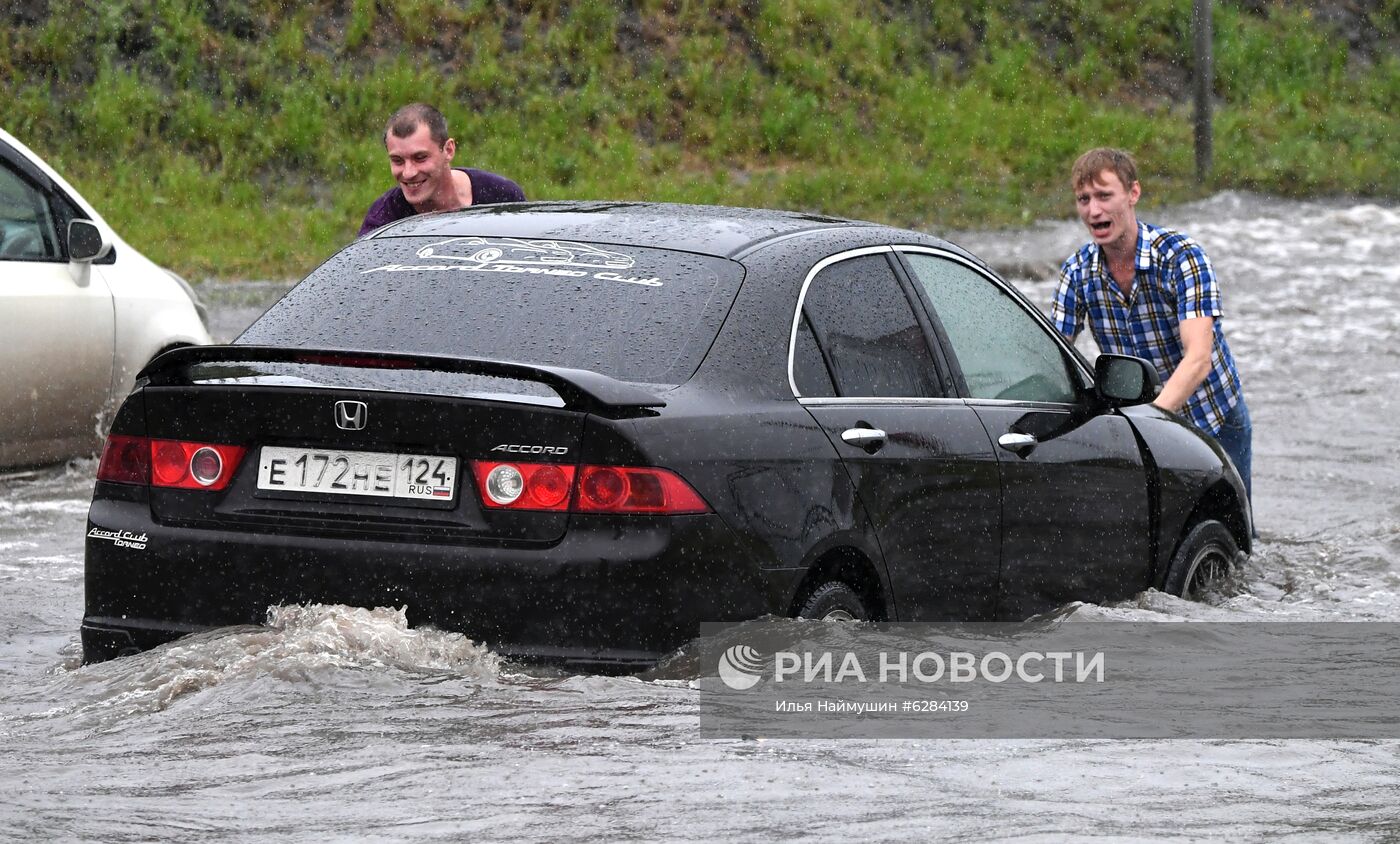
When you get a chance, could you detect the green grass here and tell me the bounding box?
[1,0,1395,279]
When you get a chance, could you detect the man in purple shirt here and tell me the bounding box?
[358,103,525,237]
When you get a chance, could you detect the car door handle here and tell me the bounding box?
[841,427,887,453]
[997,432,1038,457]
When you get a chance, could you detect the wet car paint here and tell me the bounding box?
[82,202,1249,667]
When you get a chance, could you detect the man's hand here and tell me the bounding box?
[1152,316,1215,413]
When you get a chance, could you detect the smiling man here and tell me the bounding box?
[358,104,524,237]
[1052,147,1252,500]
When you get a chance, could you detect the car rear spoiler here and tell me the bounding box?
[137,345,667,411]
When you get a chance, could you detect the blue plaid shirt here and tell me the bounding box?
[1052,221,1242,436]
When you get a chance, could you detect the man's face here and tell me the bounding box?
[386,124,455,208]
[1075,169,1141,250]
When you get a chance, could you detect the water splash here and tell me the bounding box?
[35,605,500,723]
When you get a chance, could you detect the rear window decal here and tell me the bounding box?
[359,237,663,287]
[419,237,634,269]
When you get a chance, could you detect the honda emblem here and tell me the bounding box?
[334,400,367,431]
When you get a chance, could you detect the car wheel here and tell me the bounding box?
[1164,519,1239,600]
[798,582,868,621]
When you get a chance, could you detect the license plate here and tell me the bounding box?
[256,446,457,501]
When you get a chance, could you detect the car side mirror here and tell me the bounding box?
[68,219,111,262]
[1095,354,1161,407]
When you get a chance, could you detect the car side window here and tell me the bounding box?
[0,164,61,262]
[792,312,838,397]
[903,252,1077,404]
[796,253,941,398]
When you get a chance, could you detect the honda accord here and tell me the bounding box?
[82,202,1251,670]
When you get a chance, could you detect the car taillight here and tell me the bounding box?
[470,461,709,514]
[472,461,577,511]
[96,435,150,484]
[150,439,246,490]
[96,435,244,490]
[575,466,709,514]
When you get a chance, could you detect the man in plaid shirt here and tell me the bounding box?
[1052,148,1252,500]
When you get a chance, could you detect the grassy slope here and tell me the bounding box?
[1,0,1396,279]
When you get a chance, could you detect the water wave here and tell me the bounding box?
[35,605,501,723]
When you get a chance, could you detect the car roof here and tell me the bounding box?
[365,200,935,259]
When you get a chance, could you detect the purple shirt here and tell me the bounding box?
[358,168,525,236]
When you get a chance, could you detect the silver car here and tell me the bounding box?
[0,129,210,469]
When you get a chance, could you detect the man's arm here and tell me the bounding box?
[357,212,380,239]
[1153,316,1214,412]
[1050,262,1084,342]
[358,189,400,238]
[1156,231,1223,413]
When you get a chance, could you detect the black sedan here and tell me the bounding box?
[83,202,1251,670]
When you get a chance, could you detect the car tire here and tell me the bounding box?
[1164,519,1239,600]
[798,582,868,621]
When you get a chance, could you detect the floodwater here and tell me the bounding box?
[2,194,1398,839]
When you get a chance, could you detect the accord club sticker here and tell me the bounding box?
[87,527,148,550]
[416,237,635,269]
[359,238,662,287]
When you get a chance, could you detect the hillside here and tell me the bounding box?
[2,0,1396,278]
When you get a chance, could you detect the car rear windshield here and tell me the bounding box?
[237,236,744,386]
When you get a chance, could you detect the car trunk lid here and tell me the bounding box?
[136,346,664,544]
